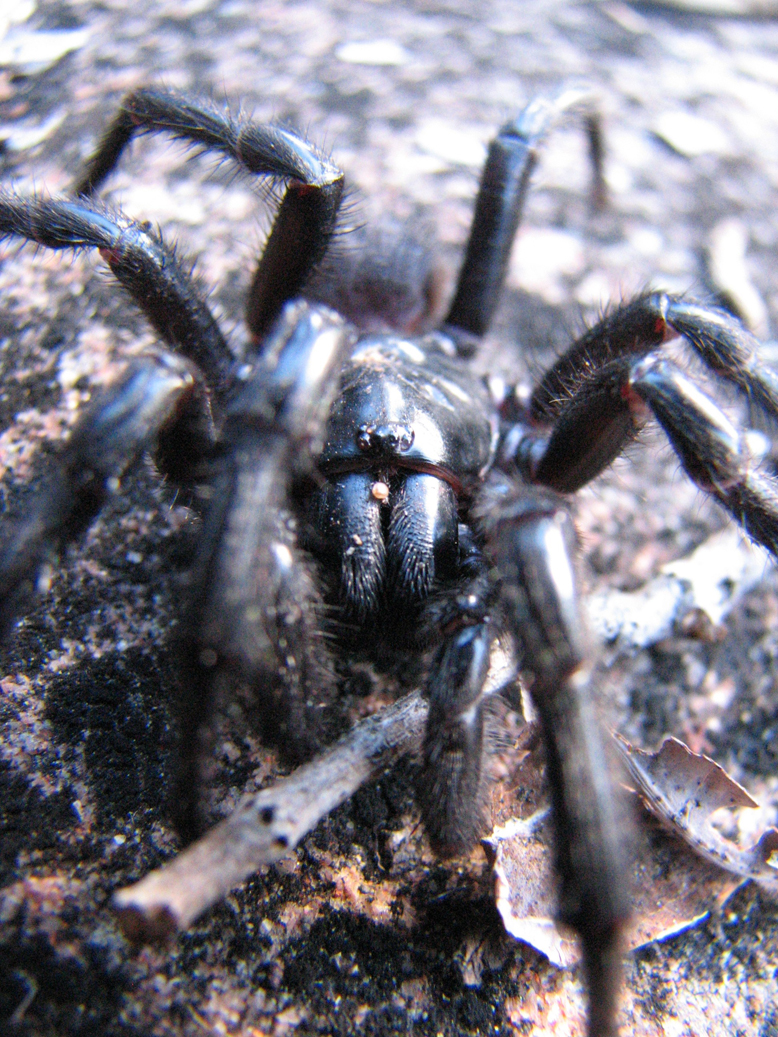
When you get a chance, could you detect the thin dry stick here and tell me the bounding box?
[113,690,429,944]
[113,529,767,945]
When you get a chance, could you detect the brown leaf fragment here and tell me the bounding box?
[483,809,580,968]
[484,743,749,966]
[614,734,778,894]
[626,804,743,949]
[616,733,757,813]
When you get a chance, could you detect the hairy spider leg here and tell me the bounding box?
[0,182,352,839]
[477,474,627,1037]
[632,357,778,555]
[0,195,235,394]
[502,293,778,558]
[663,298,778,415]
[173,301,354,841]
[530,292,778,423]
[73,88,345,342]
[0,355,210,637]
[444,86,605,345]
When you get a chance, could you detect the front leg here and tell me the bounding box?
[174,301,354,841]
[477,475,628,1037]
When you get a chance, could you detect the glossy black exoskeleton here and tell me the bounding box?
[314,331,496,624]
[2,86,778,1037]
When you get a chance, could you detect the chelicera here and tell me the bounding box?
[2,86,778,1037]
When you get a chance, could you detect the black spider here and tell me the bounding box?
[2,87,778,1037]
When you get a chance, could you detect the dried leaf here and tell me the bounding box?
[483,810,579,968]
[615,734,778,894]
[485,738,757,966]
[616,733,757,813]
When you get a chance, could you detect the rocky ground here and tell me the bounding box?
[1,1,778,1034]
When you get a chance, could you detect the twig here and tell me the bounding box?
[113,528,773,946]
[587,527,769,653]
[113,690,428,944]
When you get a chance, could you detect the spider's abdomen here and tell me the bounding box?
[312,332,497,623]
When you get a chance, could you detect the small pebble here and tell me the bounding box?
[335,40,408,66]
[654,110,731,157]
